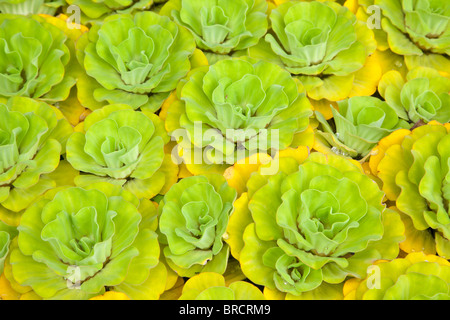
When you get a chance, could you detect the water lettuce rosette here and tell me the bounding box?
[248,1,379,102]
[369,121,450,259]
[178,272,265,300]
[9,182,167,300]
[226,150,404,299]
[165,57,313,175]
[66,104,178,200]
[160,0,268,64]
[378,67,450,126]
[158,174,237,277]
[0,96,75,226]
[344,252,450,300]
[314,96,409,159]
[0,14,77,104]
[0,0,64,15]
[374,0,450,75]
[76,11,197,112]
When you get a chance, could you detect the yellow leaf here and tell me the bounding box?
[349,53,382,97]
[90,291,131,300]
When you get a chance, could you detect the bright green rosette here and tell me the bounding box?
[158,174,237,277]
[0,0,64,15]
[66,104,178,200]
[10,183,166,300]
[165,57,312,175]
[0,96,75,226]
[248,1,377,101]
[373,122,450,259]
[378,67,450,126]
[344,252,450,300]
[314,96,409,159]
[227,152,404,299]
[0,14,77,103]
[76,11,196,112]
[178,272,265,300]
[374,0,450,75]
[160,0,268,64]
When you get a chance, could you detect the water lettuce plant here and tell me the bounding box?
[0,14,77,103]
[226,151,404,299]
[165,57,312,175]
[0,97,74,226]
[375,0,450,74]
[160,0,268,64]
[66,104,178,200]
[158,174,237,277]
[378,67,450,126]
[248,0,378,101]
[10,183,166,299]
[344,252,450,300]
[314,96,409,159]
[76,11,196,112]
[370,122,450,259]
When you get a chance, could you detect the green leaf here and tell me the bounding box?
[159,174,236,277]
[11,184,160,299]
[81,11,195,111]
